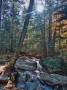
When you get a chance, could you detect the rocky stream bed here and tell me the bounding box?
[0,57,67,90]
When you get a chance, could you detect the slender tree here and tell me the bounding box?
[0,0,2,54]
[6,0,34,70]
[47,0,53,56]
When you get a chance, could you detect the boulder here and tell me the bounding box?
[15,59,37,71]
[54,84,67,90]
[16,64,36,71]
[25,81,37,90]
[40,73,67,86]
[18,71,36,83]
[36,87,44,90]
[18,73,27,83]
[50,74,67,84]
[16,59,37,66]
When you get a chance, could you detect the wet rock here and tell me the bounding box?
[40,73,67,86]
[0,60,6,64]
[61,84,67,90]
[16,64,36,71]
[15,59,37,71]
[36,87,44,90]
[48,68,64,75]
[50,74,67,84]
[54,84,67,90]
[25,81,37,90]
[24,71,36,82]
[18,73,27,82]
[40,73,59,86]
[16,59,37,67]
[54,85,61,90]
[18,71,36,83]
[0,75,8,83]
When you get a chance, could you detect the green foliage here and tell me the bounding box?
[59,50,67,58]
[42,56,67,73]
[42,57,62,69]
[2,55,10,61]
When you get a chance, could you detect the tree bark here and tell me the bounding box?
[42,10,47,57]
[8,0,34,69]
[41,19,47,57]
[48,1,52,57]
[0,0,2,54]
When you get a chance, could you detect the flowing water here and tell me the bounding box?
[0,59,54,90]
[16,59,54,90]
[17,69,53,90]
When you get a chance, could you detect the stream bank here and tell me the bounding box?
[0,57,67,90]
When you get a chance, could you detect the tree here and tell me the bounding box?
[0,0,2,54]
[46,0,53,56]
[52,0,67,55]
[1,0,21,53]
[6,0,34,70]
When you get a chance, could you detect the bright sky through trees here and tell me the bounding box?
[36,4,44,12]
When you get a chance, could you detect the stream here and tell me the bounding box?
[17,69,53,90]
[0,58,54,90]
[16,59,54,90]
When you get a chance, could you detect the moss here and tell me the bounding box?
[42,57,62,69]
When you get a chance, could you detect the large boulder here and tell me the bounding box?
[18,72,27,83]
[39,72,67,86]
[15,59,37,71]
[50,74,67,84]
[18,71,36,83]
[25,81,37,90]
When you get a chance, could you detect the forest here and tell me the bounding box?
[0,0,67,90]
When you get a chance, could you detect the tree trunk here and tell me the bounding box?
[10,33,13,52]
[8,0,34,70]
[59,24,61,50]
[42,10,47,57]
[41,23,47,57]
[48,0,52,57]
[0,0,2,54]
[52,27,56,57]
